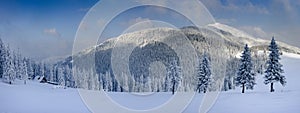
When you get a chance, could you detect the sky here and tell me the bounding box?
[0,0,299,60]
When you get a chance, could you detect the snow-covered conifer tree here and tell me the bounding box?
[3,46,16,84]
[103,71,112,91]
[196,54,211,93]
[235,44,256,93]
[167,58,182,95]
[26,59,34,80]
[264,37,286,92]
[0,38,5,78]
[164,73,171,92]
[57,67,65,87]
[20,58,28,84]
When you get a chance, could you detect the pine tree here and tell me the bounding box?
[15,49,22,79]
[57,67,65,87]
[164,73,171,92]
[20,58,28,84]
[26,59,34,80]
[264,37,286,92]
[0,38,6,78]
[3,46,16,84]
[196,54,211,93]
[235,44,256,93]
[167,58,182,95]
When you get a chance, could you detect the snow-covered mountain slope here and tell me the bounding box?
[69,23,300,71]
[1,54,300,113]
[75,23,300,58]
[208,23,300,54]
[57,23,300,91]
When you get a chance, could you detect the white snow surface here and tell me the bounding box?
[1,54,300,113]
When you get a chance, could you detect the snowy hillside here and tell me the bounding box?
[208,23,300,54]
[73,23,300,58]
[1,53,299,113]
[57,23,300,92]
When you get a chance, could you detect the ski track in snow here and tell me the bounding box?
[0,54,299,113]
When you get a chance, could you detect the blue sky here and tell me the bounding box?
[0,0,299,59]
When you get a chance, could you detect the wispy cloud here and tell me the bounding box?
[128,17,151,25]
[216,18,236,24]
[121,17,152,26]
[78,8,90,12]
[201,0,270,15]
[44,28,61,37]
[272,0,300,19]
[119,17,158,33]
[238,26,283,40]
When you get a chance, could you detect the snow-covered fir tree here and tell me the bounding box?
[57,67,65,87]
[235,44,256,93]
[103,71,112,91]
[167,58,182,95]
[164,73,171,92]
[64,65,73,87]
[14,50,22,79]
[264,37,286,92]
[3,46,16,84]
[20,58,28,84]
[0,38,5,79]
[196,54,211,93]
[26,59,34,80]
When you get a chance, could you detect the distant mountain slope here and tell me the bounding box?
[56,23,300,91]
[208,23,300,54]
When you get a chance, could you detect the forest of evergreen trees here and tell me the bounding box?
[0,37,287,93]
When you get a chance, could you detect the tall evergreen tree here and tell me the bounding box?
[14,49,22,79]
[20,58,28,84]
[235,44,256,93]
[164,73,171,92]
[167,58,182,95]
[264,37,286,92]
[26,59,34,80]
[57,67,65,87]
[196,54,211,93]
[3,46,16,84]
[0,38,5,78]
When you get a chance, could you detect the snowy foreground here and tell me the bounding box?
[1,54,300,113]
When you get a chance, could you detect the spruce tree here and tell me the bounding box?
[167,58,182,95]
[20,58,28,84]
[196,54,211,93]
[3,46,16,84]
[0,38,5,78]
[235,44,256,93]
[264,37,286,92]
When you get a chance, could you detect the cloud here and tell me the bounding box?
[127,17,151,25]
[78,8,89,12]
[201,0,270,15]
[136,0,168,6]
[120,17,161,33]
[97,19,106,27]
[44,28,61,37]
[239,26,276,39]
[121,17,152,26]
[216,18,236,24]
[272,0,299,19]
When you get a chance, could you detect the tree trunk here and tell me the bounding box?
[172,82,175,95]
[270,82,275,92]
[204,88,206,93]
[197,86,200,93]
[242,83,245,93]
